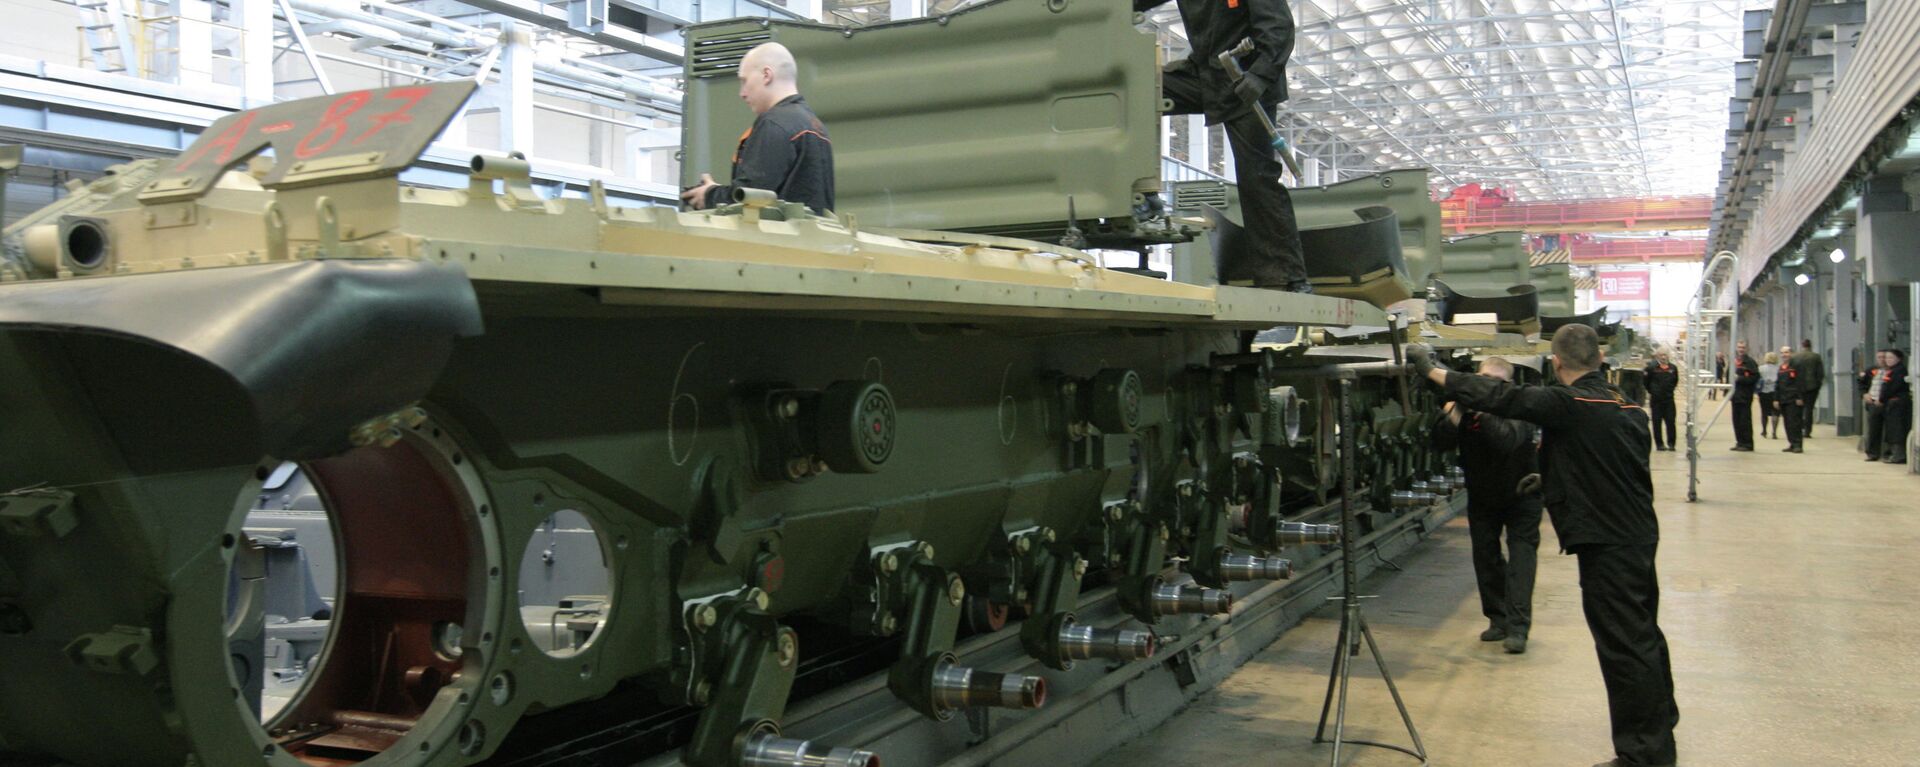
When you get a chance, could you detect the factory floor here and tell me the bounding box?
[1103,421,1920,767]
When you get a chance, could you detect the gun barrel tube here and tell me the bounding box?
[1273,521,1340,545]
[1058,620,1157,661]
[931,662,1047,711]
[1219,552,1292,581]
[742,732,880,767]
[1149,583,1233,615]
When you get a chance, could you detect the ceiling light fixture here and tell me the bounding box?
[1828,248,1846,263]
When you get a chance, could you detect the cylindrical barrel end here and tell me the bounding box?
[931,663,1046,711]
[469,153,532,181]
[1150,583,1233,615]
[1059,620,1157,661]
[741,732,880,767]
[1219,552,1293,581]
[733,187,777,206]
[1273,521,1340,545]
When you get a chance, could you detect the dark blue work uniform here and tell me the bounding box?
[1444,369,1679,767]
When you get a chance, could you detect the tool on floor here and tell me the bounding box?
[1216,39,1304,181]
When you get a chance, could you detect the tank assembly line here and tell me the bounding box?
[0,80,1587,767]
[0,1,1783,766]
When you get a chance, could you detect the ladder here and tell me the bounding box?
[1683,251,1740,502]
[75,0,139,74]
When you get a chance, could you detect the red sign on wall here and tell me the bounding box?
[1596,270,1650,301]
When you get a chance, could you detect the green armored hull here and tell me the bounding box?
[0,84,1487,767]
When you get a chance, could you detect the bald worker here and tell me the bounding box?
[681,43,835,215]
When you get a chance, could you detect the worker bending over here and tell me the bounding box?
[681,42,836,215]
[1433,356,1542,654]
[1135,0,1309,293]
[1412,325,1678,767]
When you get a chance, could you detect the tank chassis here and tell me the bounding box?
[0,83,1382,767]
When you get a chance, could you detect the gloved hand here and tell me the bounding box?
[1233,72,1270,105]
[1515,473,1543,496]
[1405,343,1437,378]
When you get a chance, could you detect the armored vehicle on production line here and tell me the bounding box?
[0,2,1503,765]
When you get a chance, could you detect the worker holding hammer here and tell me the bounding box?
[1136,0,1309,293]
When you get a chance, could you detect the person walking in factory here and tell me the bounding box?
[1779,346,1811,453]
[1134,0,1311,293]
[1410,325,1678,767]
[1866,348,1910,465]
[1730,341,1760,451]
[1759,351,1781,439]
[1643,350,1679,452]
[1794,339,1825,439]
[1433,356,1542,655]
[680,43,836,215]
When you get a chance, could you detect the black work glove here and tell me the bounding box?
[1515,473,1542,496]
[1405,343,1437,378]
[1233,72,1270,105]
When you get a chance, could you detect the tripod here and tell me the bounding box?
[1311,377,1428,766]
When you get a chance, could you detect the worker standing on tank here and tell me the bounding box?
[1729,341,1759,451]
[1642,350,1679,452]
[1433,356,1541,655]
[1135,0,1309,293]
[681,42,836,215]
[1410,326,1678,767]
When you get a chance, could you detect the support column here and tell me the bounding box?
[176,0,215,88]
[501,23,535,157]
[236,0,275,106]
[1187,115,1208,176]
[1831,242,1863,436]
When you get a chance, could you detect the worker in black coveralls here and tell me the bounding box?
[1433,356,1541,655]
[1411,325,1679,767]
[1794,339,1826,439]
[1866,348,1910,464]
[1729,340,1760,451]
[1642,350,1679,452]
[1778,342,1818,453]
[1135,0,1310,293]
[680,42,835,215]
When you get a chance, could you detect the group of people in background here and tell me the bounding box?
[1639,339,1906,461]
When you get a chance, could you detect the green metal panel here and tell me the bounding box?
[1531,263,1576,316]
[1436,231,1530,294]
[681,0,1162,240]
[1291,169,1439,289]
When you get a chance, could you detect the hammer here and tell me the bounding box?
[1216,39,1304,180]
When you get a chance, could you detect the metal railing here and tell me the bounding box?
[1683,249,1739,502]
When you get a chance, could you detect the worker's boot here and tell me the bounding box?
[1502,633,1527,654]
[1479,623,1506,642]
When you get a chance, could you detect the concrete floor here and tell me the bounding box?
[1103,421,1920,766]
